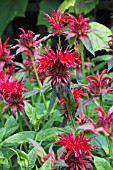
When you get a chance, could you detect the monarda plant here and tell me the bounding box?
[0,5,113,170]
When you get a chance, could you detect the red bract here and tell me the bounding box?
[94,106,113,138]
[56,131,94,170]
[13,27,51,56]
[105,34,113,51]
[0,79,26,117]
[66,14,91,39]
[44,8,66,35]
[0,38,14,70]
[72,87,86,106]
[82,69,113,95]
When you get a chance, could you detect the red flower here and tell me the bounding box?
[44,8,66,35]
[13,27,51,56]
[56,131,94,170]
[82,69,113,95]
[0,66,15,82]
[104,34,113,51]
[93,105,113,138]
[37,46,78,93]
[0,38,14,70]
[66,14,91,39]
[72,87,86,106]
[0,79,26,117]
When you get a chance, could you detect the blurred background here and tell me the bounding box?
[1,0,113,40]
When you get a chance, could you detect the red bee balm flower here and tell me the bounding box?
[0,79,26,117]
[0,38,14,70]
[13,27,51,56]
[66,14,91,39]
[94,106,113,138]
[44,8,66,35]
[56,131,95,170]
[82,69,113,95]
[37,46,78,93]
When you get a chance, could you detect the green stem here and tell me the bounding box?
[3,66,6,78]
[79,40,86,83]
[30,52,47,110]
[99,94,103,108]
[28,70,35,106]
[58,35,61,46]
[66,100,76,131]
[17,109,23,132]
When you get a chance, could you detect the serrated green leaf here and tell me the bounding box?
[60,0,76,14]
[93,156,113,170]
[2,131,35,146]
[88,22,112,52]
[0,128,6,142]
[0,0,28,36]
[5,115,19,137]
[69,0,99,15]
[39,159,51,170]
[36,127,63,142]
[27,149,37,170]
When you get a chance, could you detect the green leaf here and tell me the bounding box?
[0,128,6,142]
[92,61,107,72]
[108,57,113,71]
[27,149,37,170]
[5,115,19,137]
[36,127,63,142]
[23,89,40,99]
[60,0,76,14]
[88,22,112,52]
[0,151,8,165]
[92,54,112,62]
[42,110,63,129]
[28,139,46,159]
[0,0,28,36]
[47,89,57,113]
[37,0,60,28]
[80,35,95,56]
[93,156,113,170]
[17,150,29,168]
[2,131,35,146]
[39,159,51,170]
[0,148,15,160]
[69,0,99,15]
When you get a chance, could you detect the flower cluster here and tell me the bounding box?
[37,46,79,94]
[56,130,95,170]
[0,79,26,117]
[0,38,14,70]
[82,69,113,95]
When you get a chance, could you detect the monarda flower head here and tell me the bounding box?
[0,79,26,117]
[44,8,66,35]
[104,34,113,52]
[13,27,51,56]
[66,14,91,39]
[82,69,113,95]
[0,38,14,70]
[56,130,95,170]
[37,46,78,95]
